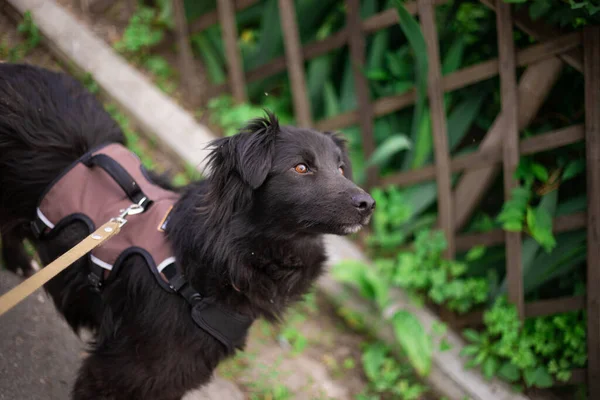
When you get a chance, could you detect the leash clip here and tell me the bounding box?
[111,198,146,227]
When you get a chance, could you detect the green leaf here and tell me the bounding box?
[466,245,486,262]
[368,135,412,167]
[365,68,389,81]
[410,109,432,169]
[439,338,452,352]
[447,96,485,151]
[391,310,432,376]
[523,230,586,295]
[361,342,388,381]
[497,184,532,232]
[524,366,554,388]
[394,0,429,171]
[192,34,226,84]
[498,362,521,382]
[462,329,481,343]
[323,81,340,118]
[307,55,332,119]
[441,37,465,75]
[483,357,500,380]
[526,205,556,252]
[331,260,389,309]
[562,159,585,181]
[526,190,558,252]
[531,163,549,182]
[460,344,480,357]
[529,0,552,20]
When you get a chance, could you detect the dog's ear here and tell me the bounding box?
[325,131,353,181]
[208,112,279,189]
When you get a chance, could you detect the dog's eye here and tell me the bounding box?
[294,164,309,174]
[339,167,344,175]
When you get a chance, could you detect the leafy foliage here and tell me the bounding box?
[206,95,293,137]
[115,7,165,56]
[0,11,41,62]
[357,342,429,400]
[461,297,587,388]
[115,6,176,95]
[393,230,489,314]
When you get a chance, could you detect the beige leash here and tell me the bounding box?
[0,203,144,316]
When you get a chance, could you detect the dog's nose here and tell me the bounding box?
[351,193,376,212]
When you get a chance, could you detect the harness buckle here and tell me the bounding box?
[110,202,146,227]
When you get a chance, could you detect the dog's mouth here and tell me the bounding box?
[341,224,364,234]
[339,215,372,235]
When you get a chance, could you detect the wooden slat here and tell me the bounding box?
[278,0,312,127]
[455,212,586,251]
[172,0,203,107]
[585,25,600,400]
[346,0,377,187]
[525,296,585,318]
[566,369,586,385]
[217,0,247,103]
[190,0,257,34]
[454,296,586,329]
[498,1,522,319]
[417,0,454,257]
[315,33,579,132]
[380,124,584,188]
[479,0,583,73]
[208,0,434,97]
[452,58,563,233]
[520,124,585,154]
[210,28,349,95]
[361,0,447,33]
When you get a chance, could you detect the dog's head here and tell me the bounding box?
[205,112,375,236]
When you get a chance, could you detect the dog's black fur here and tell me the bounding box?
[0,63,375,400]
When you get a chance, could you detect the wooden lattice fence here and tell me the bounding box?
[91,0,600,396]
[184,0,598,395]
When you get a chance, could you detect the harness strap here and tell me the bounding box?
[82,153,151,208]
[162,263,253,351]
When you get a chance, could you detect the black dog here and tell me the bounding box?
[0,63,375,399]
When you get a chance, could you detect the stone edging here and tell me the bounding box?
[5,0,537,399]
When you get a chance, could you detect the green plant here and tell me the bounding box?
[504,0,600,27]
[81,72,100,95]
[358,342,429,400]
[115,6,177,95]
[115,7,165,56]
[461,297,587,388]
[143,55,176,94]
[1,11,41,61]
[332,258,433,376]
[394,230,490,314]
[206,95,293,137]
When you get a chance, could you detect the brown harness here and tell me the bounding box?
[30,143,252,351]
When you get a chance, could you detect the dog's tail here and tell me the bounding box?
[0,63,124,228]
